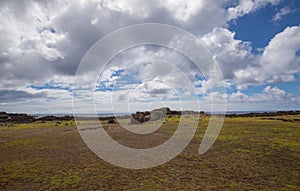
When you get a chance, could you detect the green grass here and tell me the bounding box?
[0,120,76,131]
[0,115,299,190]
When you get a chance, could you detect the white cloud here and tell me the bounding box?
[261,26,300,81]
[161,0,206,22]
[200,86,299,111]
[234,25,300,86]
[227,0,281,21]
[127,78,175,100]
[201,27,254,80]
[201,25,300,89]
[0,0,228,90]
[0,0,299,113]
[272,6,295,22]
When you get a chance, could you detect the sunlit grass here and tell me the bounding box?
[0,120,76,130]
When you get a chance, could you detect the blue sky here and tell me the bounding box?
[226,0,300,103]
[0,0,299,113]
[230,0,300,49]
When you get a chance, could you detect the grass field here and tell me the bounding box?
[0,115,299,190]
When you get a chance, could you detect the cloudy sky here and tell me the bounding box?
[0,0,300,114]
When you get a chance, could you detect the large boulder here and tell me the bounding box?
[130,112,150,124]
[130,107,175,124]
[150,107,169,121]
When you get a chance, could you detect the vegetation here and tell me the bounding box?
[0,116,299,190]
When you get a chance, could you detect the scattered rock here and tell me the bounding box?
[0,112,35,123]
[36,115,74,121]
[0,112,74,124]
[225,110,300,118]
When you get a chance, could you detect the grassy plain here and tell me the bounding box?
[0,115,299,190]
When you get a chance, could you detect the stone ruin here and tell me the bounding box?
[130,107,181,124]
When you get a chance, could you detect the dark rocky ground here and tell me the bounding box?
[0,112,73,123]
[225,110,300,117]
[1,110,300,124]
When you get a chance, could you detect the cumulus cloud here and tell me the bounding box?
[0,0,299,112]
[0,0,227,88]
[201,27,254,80]
[96,45,204,91]
[200,25,300,89]
[261,25,300,81]
[232,25,300,87]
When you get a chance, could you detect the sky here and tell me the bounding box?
[0,0,300,114]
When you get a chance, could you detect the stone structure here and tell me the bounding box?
[130,107,181,124]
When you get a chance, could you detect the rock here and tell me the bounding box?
[37,115,74,121]
[0,112,35,123]
[150,107,169,121]
[130,107,180,124]
[225,110,300,118]
[0,112,75,124]
[107,119,115,124]
[131,112,148,124]
[144,115,151,122]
